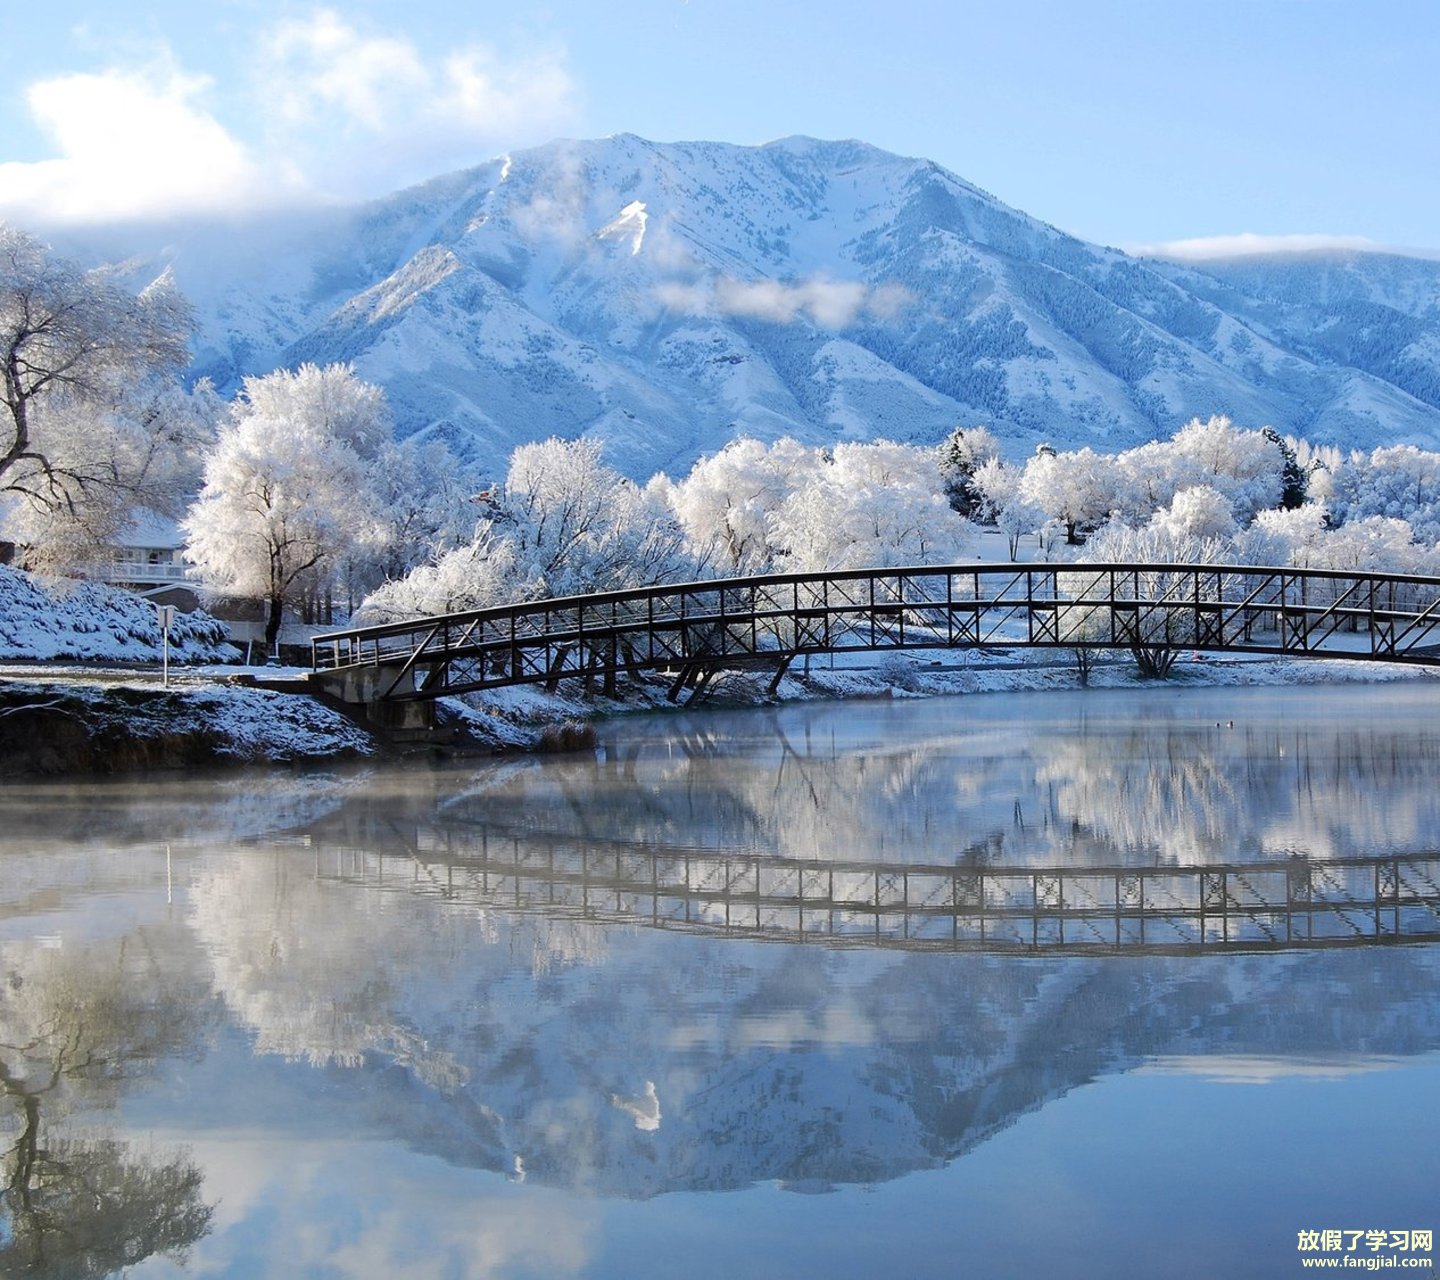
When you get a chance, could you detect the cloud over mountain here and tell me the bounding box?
[0,10,578,225]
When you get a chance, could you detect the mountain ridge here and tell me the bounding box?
[55,133,1440,479]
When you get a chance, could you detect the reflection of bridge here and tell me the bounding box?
[311,562,1440,705]
[308,836,1440,954]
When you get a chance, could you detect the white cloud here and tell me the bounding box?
[0,13,580,227]
[1128,232,1384,261]
[254,9,579,199]
[0,62,287,225]
[1138,1054,1403,1084]
[262,10,430,131]
[656,275,914,329]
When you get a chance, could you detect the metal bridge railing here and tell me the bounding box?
[311,562,1440,702]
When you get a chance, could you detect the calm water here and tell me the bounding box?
[1,683,1438,1279]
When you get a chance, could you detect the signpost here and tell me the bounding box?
[155,604,176,688]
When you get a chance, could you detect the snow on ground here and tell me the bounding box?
[0,675,376,774]
[768,649,1440,704]
[195,686,376,760]
[0,565,380,770]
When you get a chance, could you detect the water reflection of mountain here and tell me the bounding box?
[184,840,1440,1200]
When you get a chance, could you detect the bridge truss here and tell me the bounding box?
[306,837,1440,955]
[311,562,1440,704]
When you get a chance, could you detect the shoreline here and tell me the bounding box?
[3,651,1438,778]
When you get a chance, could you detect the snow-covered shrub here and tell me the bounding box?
[0,565,235,662]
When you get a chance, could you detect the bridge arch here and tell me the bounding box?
[311,561,1440,706]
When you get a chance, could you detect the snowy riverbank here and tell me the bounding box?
[0,675,375,775]
[4,562,1439,775]
[3,646,1438,777]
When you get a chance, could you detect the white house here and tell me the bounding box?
[75,509,201,611]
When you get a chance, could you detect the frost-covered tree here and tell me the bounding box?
[4,376,220,572]
[969,456,1021,524]
[1329,444,1440,543]
[1020,446,1125,543]
[1168,415,1283,521]
[1080,516,1231,568]
[964,455,1047,556]
[501,437,694,597]
[1236,504,1330,568]
[1107,418,1289,529]
[359,437,699,621]
[1311,514,1426,575]
[995,496,1044,558]
[364,436,485,583]
[184,364,391,648]
[1074,517,1232,677]
[1114,439,1205,520]
[1,226,197,560]
[667,437,822,571]
[352,523,521,623]
[771,440,974,571]
[1150,485,1238,542]
[1262,427,1308,509]
[936,424,1000,518]
[1293,439,1341,508]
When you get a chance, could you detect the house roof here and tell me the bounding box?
[115,508,186,550]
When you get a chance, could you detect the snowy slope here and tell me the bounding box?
[55,135,1440,479]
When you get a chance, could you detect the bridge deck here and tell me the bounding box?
[311,562,1440,703]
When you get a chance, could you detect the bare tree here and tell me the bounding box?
[1,225,193,539]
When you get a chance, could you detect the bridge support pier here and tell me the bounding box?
[309,665,435,734]
[361,698,434,734]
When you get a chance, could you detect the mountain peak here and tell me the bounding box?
[60,133,1440,479]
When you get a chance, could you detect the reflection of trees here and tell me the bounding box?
[0,934,217,1276]
[188,851,472,1082]
[1034,723,1440,861]
[1,1133,211,1280]
[14,687,1440,1217]
[425,715,1034,866]
[398,694,1440,870]
[188,835,1440,1199]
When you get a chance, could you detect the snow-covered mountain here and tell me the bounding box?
[68,135,1440,479]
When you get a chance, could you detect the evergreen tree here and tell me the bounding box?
[1262,427,1308,509]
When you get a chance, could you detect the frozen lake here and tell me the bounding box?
[1,682,1438,1278]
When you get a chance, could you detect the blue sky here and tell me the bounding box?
[2,0,1437,256]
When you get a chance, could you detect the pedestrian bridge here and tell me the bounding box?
[310,561,1440,706]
